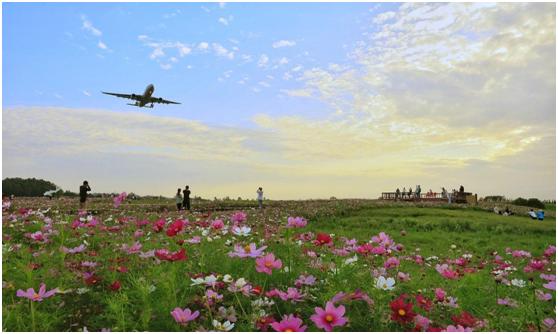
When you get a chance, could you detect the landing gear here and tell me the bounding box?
[150,103,154,108]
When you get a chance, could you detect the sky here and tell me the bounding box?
[2,2,556,200]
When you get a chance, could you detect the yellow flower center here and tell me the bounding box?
[398,309,406,316]
[32,293,40,300]
[285,329,293,332]
[383,284,388,289]
[325,315,334,322]
[265,261,273,267]
[244,245,252,252]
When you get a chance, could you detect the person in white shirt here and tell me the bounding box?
[257,187,264,209]
[528,209,537,219]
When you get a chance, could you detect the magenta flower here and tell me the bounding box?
[497,298,518,307]
[287,216,307,228]
[113,192,127,208]
[535,289,552,301]
[435,288,446,302]
[278,287,306,303]
[121,241,142,254]
[271,314,307,332]
[310,301,348,331]
[436,264,459,280]
[415,315,430,331]
[229,243,267,258]
[543,245,556,257]
[211,219,225,230]
[170,307,199,325]
[16,283,58,302]
[231,211,247,224]
[255,253,282,275]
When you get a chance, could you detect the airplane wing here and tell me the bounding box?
[148,96,181,104]
[102,91,142,101]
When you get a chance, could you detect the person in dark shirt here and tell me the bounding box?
[79,181,91,209]
[183,185,191,211]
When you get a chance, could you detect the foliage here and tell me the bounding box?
[2,177,59,197]
[512,197,546,209]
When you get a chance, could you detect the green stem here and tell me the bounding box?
[30,300,36,331]
[234,292,248,318]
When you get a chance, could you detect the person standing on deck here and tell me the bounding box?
[408,186,413,199]
[257,187,264,209]
[395,188,400,200]
[175,188,183,211]
[79,181,91,210]
[402,187,406,199]
[183,185,191,211]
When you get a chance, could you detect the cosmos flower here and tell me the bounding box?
[211,219,225,230]
[511,279,526,288]
[61,244,86,254]
[171,307,199,325]
[212,319,235,331]
[310,301,348,331]
[16,283,58,302]
[229,243,267,258]
[294,274,316,288]
[315,233,332,246]
[497,298,518,307]
[390,295,416,324]
[375,276,395,291]
[444,325,473,332]
[113,192,127,208]
[256,253,282,275]
[384,257,400,269]
[231,211,247,224]
[271,314,307,332]
[286,217,307,228]
[232,226,251,237]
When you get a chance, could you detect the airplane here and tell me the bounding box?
[102,84,180,108]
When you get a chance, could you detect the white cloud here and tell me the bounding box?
[198,42,209,50]
[213,43,234,59]
[272,40,296,48]
[81,15,102,36]
[257,54,269,67]
[219,2,226,9]
[278,57,289,65]
[160,63,172,70]
[258,81,270,88]
[82,90,91,96]
[218,17,229,26]
[97,41,108,50]
[150,48,165,59]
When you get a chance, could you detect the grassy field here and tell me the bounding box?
[2,197,555,331]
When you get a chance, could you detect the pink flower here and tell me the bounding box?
[271,314,307,332]
[435,288,446,302]
[384,257,400,269]
[185,236,201,244]
[255,253,282,275]
[543,245,556,257]
[535,289,552,301]
[205,289,223,305]
[16,283,58,302]
[61,244,86,254]
[287,217,307,228]
[444,325,473,332]
[543,280,556,291]
[134,230,144,238]
[229,243,267,258]
[113,192,127,208]
[231,211,247,224]
[415,315,430,331]
[294,274,316,288]
[170,307,199,325]
[278,287,306,303]
[310,301,348,331]
[497,298,518,307]
[211,219,225,230]
[397,272,411,282]
[436,264,459,280]
[121,241,142,254]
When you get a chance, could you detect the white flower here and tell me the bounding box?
[232,226,251,236]
[451,244,457,249]
[233,278,247,289]
[212,319,234,331]
[375,276,395,291]
[223,274,233,283]
[511,279,526,288]
[148,285,156,293]
[463,253,473,259]
[344,255,358,265]
[76,287,90,295]
[204,275,218,287]
[191,277,205,286]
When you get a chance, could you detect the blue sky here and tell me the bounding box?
[3,2,555,199]
[4,2,398,126]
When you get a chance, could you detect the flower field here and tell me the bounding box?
[2,197,556,332]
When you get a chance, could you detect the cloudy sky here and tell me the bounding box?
[3,2,556,200]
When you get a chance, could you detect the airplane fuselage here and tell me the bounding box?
[134,84,155,107]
